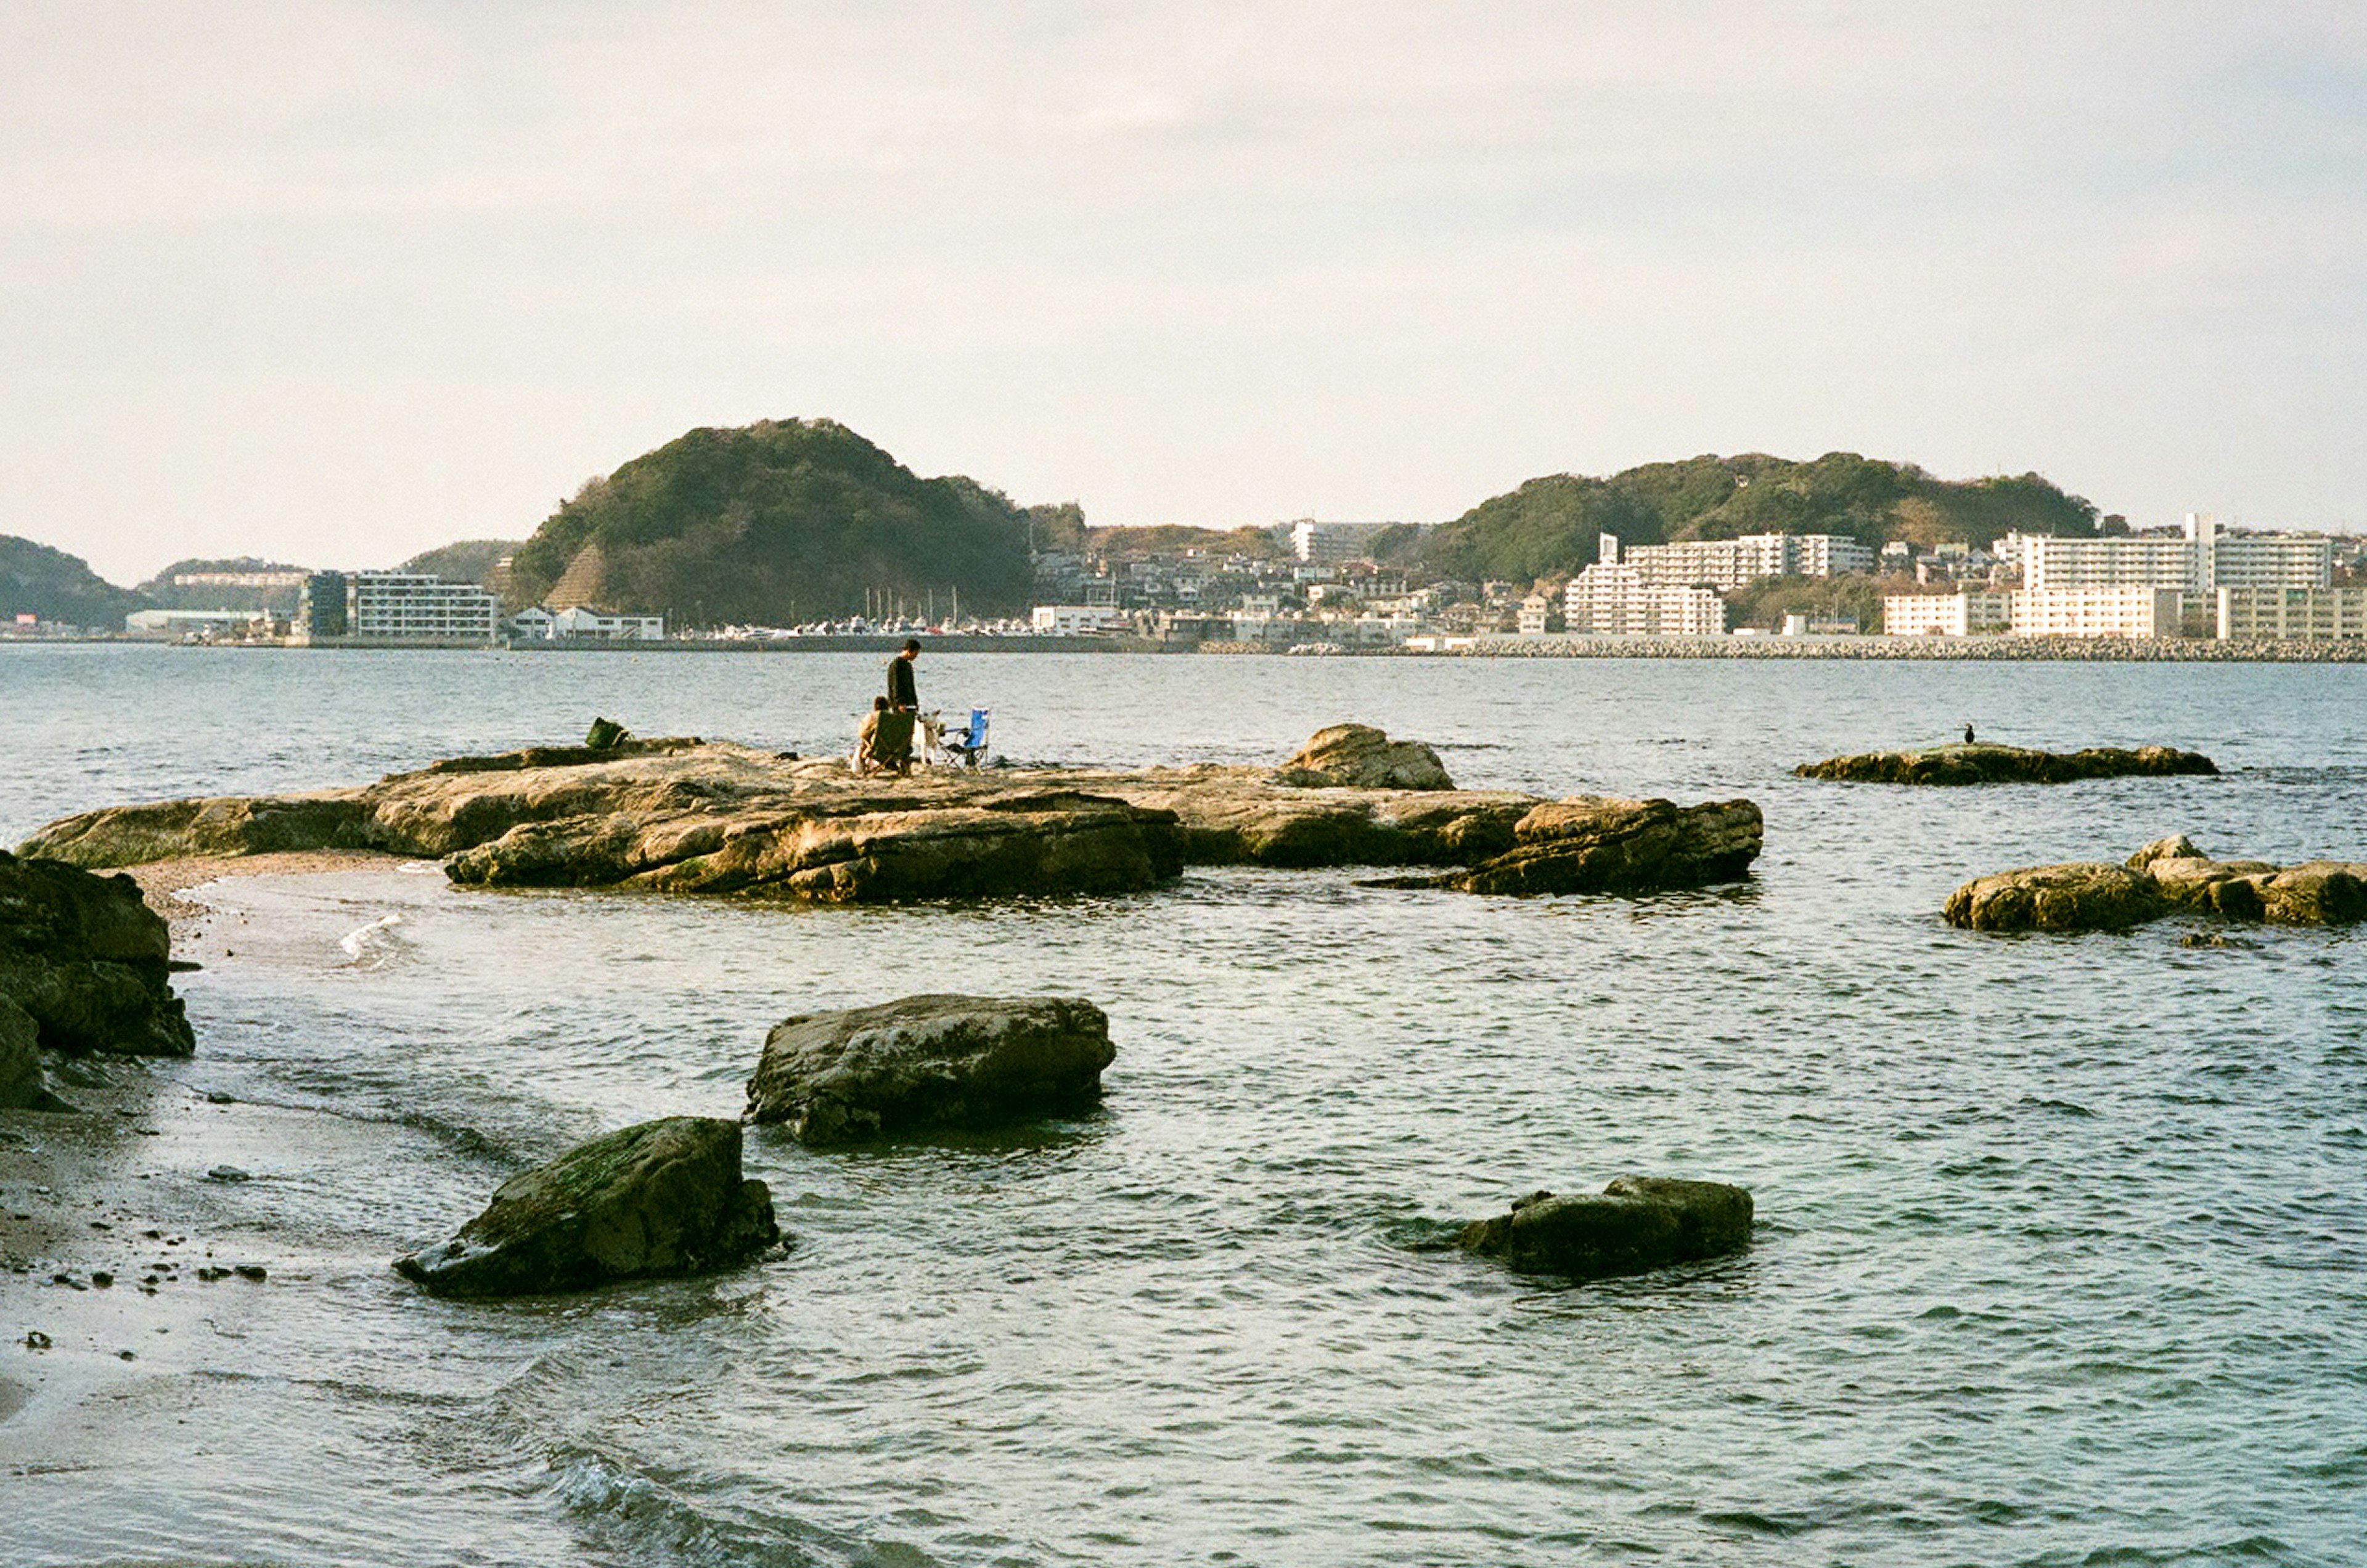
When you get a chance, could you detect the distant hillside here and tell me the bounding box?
[505,420,1037,625]
[136,556,311,614]
[1084,523,1286,560]
[400,539,520,589]
[1421,454,2101,581]
[1,536,145,627]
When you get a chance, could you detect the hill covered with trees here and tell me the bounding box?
[1,536,145,627]
[135,557,312,614]
[1420,453,2102,582]
[504,420,1042,626]
[400,539,520,587]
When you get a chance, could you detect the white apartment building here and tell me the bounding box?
[1883,592,2010,636]
[2022,513,2331,594]
[1288,520,1401,564]
[2216,586,2367,640]
[1031,603,1129,634]
[1564,535,1727,635]
[296,571,501,645]
[2009,586,2183,639]
[1624,532,1874,590]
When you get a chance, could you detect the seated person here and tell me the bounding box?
[855,696,916,775]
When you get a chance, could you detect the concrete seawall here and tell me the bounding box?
[1451,635,2367,663]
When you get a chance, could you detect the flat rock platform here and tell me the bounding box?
[19,733,1763,905]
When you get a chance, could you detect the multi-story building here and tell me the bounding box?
[292,570,499,645]
[1563,536,1727,635]
[1030,604,1130,634]
[2215,586,2367,640]
[1624,532,1873,590]
[1883,592,2009,636]
[2022,513,2331,595]
[1288,520,1405,564]
[1516,591,1560,635]
[2009,586,2183,639]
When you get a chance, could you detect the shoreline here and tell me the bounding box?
[12,633,2367,661]
[3,856,428,1439]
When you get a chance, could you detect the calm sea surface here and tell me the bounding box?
[3,644,2365,1567]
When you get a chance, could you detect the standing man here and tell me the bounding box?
[887,638,921,711]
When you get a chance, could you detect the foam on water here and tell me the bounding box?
[4,645,2366,1566]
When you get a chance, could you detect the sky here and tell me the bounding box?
[4,1,2365,584]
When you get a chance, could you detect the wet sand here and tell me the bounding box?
[2,854,425,1442]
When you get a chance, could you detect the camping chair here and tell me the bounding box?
[856,707,917,775]
[947,708,990,768]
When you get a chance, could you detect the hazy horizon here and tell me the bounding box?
[7,2,2365,584]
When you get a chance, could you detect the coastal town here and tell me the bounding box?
[14,507,2366,655]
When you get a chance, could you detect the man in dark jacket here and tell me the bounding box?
[887,639,920,710]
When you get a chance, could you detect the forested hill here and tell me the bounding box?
[504,420,1044,625]
[1418,453,2101,582]
[0,535,144,627]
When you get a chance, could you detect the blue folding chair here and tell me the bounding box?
[950,708,990,767]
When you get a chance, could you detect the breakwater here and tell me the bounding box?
[1453,634,2367,662]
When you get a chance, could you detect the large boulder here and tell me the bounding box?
[1943,862,2166,932]
[745,994,1114,1144]
[0,849,192,1056]
[393,1117,778,1298]
[1278,725,1455,790]
[0,995,72,1113]
[1454,1177,1754,1280]
[1797,742,2218,785]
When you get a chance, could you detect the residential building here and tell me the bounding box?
[1563,534,1727,636]
[292,570,499,645]
[1883,592,2009,636]
[2022,513,2332,595]
[2009,586,2183,639]
[1624,532,1873,590]
[1288,520,1403,564]
[1516,591,1561,636]
[2216,586,2367,640]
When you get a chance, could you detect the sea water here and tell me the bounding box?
[2,644,2364,1566]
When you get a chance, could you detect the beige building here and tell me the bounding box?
[2215,586,2367,640]
[1563,537,1726,635]
[1883,592,2009,636]
[2009,586,2183,639]
[1625,532,1873,590]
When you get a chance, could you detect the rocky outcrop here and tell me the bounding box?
[0,849,192,1056]
[1367,796,1763,896]
[745,994,1114,1143]
[1796,742,2218,785]
[0,995,73,1113]
[1278,724,1454,790]
[1946,835,2367,932]
[393,1117,778,1297]
[1453,1177,1754,1280]
[22,728,1762,905]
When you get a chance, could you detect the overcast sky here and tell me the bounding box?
[5,1,2364,582]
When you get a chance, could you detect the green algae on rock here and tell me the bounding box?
[1796,742,2217,785]
[393,1117,779,1298]
[745,994,1115,1144]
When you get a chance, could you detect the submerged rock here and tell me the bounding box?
[1947,835,2367,932]
[0,849,192,1056]
[745,994,1114,1144]
[1796,742,2218,785]
[393,1117,778,1298]
[1454,1177,1754,1280]
[21,726,1762,905]
[1277,724,1455,790]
